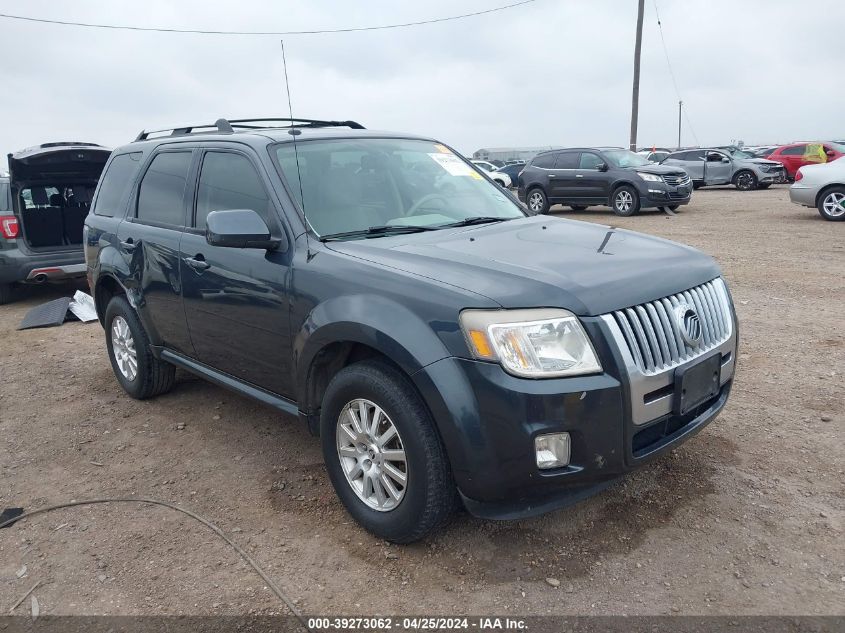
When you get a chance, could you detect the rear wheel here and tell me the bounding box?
[526,188,549,214]
[0,283,12,305]
[817,187,845,221]
[569,205,588,211]
[733,170,758,191]
[320,360,455,543]
[105,295,175,399]
[612,186,640,216]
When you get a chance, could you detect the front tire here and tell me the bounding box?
[612,186,640,216]
[817,187,845,221]
[320,360,455,543]
[526,188,549,214]
[0,283,12,305]
[104,295,175,399]
[733,170,758,191]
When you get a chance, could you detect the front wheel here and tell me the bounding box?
[320,360,455,543]
[526,188,549,214]
[0,283,12,305]
[733,170,758,191]
[817,187,845,221]
[612,186,640,216]
[105,295,175,399]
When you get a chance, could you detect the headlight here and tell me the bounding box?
[637,172,664,182]
[459,308,602,378]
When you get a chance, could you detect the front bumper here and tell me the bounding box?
[637,180,693,209]
[0,245,86,284]
[789,183,818,207]
[413,314,737,520]
[758,167,788,184]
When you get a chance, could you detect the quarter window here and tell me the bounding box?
[531,153,557,169]
[92,152,142,217]
[136,152,192,226]
[195,152,270,229]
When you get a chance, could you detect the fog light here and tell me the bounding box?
[535,433,570,469]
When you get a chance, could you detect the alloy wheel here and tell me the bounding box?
[822,192,845,217]
[736,172,756,190]
[111,316,138,381]
[528,191,545,212]
[615,190,634,212]
[336,398,408,512]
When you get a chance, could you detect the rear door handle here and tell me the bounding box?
[184,255,210,271]
[575,174,584,178]
[120,238,139,252]
[548,174,556,179]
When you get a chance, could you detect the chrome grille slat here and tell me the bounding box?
[608,279,733,375]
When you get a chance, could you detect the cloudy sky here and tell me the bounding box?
[1,0,843,161]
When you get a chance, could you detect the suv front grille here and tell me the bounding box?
[662,173,691,187]
[609,279,732,375]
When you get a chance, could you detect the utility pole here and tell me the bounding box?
[629,0,645,151]
[677,100,683,149]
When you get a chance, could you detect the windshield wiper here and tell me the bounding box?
[438,216,510,228]
[319,224,440,242]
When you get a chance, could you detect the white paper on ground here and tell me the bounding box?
[68,290,98,322]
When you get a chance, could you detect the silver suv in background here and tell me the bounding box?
[662,147,786,191]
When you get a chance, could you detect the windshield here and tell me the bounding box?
[473,162,494,172]
[274,138,525,238]
[724,147,753,159]
[829,142,845,153]
[603,150,652,168]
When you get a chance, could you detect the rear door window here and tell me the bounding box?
[781,145,806,156]
[554,152,579,169]
[194,152,271,229]
[92,152,142,217]
[136,152,192,226]
[579,152,604,169]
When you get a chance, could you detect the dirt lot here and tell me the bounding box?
[1,185,842,617]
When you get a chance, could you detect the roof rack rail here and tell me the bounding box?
[134,117,365,142]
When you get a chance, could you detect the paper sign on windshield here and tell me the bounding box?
[428,153,474,176]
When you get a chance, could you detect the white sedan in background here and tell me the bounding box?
[471,160,512,188]
[789,158,845,221]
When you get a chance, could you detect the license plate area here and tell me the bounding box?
[674,353,721,415]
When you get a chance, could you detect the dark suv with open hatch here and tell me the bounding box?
[85,118,737,542]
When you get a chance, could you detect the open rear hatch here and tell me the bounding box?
[9,143,111,251]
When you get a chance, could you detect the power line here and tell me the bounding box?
[0,1,540,36]
[651,0,700,146]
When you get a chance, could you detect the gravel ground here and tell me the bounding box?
[0,185,842,617]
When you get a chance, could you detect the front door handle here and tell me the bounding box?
[575,174,584,178]
[548,174,556,179]
[120,238,139,252]
[184,255,210,271]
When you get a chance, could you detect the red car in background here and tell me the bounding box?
[767,142,845,179]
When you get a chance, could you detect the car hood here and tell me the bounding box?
[325,216,721,316]
[623,164,687,175]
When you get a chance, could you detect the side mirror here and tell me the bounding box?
[826,150,835,157]
[205,209,283,250]
[721,157,731,163]
[596,162,609,172]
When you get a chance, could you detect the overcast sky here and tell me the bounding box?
[1,0,843,161]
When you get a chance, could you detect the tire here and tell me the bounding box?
[493,178,505,187]
[0,283,12,305]
[817,186,845,221]
[668,205,680,211]
[733,170,758,191]
[320,360,455,543]
[692,182,702,190]
[104,295,175,399]
[611,185,640,216]
[757,183,771,190]
[526,187,549,214]
[569,205,588,211]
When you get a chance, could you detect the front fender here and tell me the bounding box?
[294,293,453,403]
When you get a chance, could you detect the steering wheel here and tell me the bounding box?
[406,193,449,217]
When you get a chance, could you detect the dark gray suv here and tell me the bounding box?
[518,148,693,216]
[0,142,110,304]
[85,118,737,542]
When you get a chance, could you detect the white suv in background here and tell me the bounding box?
[471,160,512,188]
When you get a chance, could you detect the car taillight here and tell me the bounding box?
[795,169,803,182]
[0,215,19,239]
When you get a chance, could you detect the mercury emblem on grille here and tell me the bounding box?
[675,303,703,347]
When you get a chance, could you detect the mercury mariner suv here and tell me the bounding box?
[85,117,738,543]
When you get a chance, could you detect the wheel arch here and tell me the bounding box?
[815,182,845,208]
